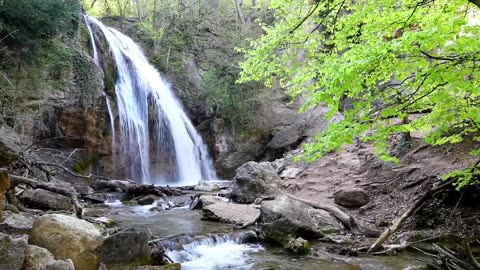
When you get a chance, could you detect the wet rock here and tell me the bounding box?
[74,186,94,195]
[334,188,370,208]
[134,264,181,270]
[18,189,72,211]
[22,245,75,270]
[29,214,103,270]
[202,202,260,226]
[284,237,311,255]
[93,217,117,228]
[0,127,22,167]
[280,167,302,179]
[0,233,27,270]
[136,195,158,206]
[101,229,152,269]
[84,193,109,204]
[231,161,281,203]
[0,211,35,235]
[260,195,343,245]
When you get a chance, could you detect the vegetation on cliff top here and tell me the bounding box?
[238,0,480,188]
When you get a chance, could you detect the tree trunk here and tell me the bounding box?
[234,0,246,27]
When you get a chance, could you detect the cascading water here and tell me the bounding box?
[165,234,264,270]
[84,16,217,186]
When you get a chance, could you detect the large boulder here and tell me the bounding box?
[0,211,35,235]
[260,196,343,245]
[101,229,152,269]
[0,127,22,167]
[22,245,75,270]
[202,202,260,226]
[18,189,73,211]
[334,188,370,208]
[231,161,281,203]
[0,232,27,270]
[29,214,103,270]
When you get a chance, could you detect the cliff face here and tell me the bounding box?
[0,7,112,176]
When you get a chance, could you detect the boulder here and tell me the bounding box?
[279,168,302,179]
[284,237,311,255]
[194,180,232,192]
[101,229,152,269]
[0,211,35,235]
[202,202,260,226]
[334,188,370,208]
[0,232,27,270]
[231,161,281,203]
[22,245,75,270]
[29,214,103,270]
[74,186,94,195]
[260,195,343,245]
[18,189,72,211]
[0,127,22,167]
[136,195,157,206]
[200,195,229,207]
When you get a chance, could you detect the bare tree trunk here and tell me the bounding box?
[235,0,246,27]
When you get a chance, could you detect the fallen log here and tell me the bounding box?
[286,194,380,237]
[8,174,84,219]
[92,179,182,197]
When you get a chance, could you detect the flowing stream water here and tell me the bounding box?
[87,202,428,270]
[84,16,217,186]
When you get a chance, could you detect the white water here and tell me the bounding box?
[167,235,264,270]
[84,16,217,186]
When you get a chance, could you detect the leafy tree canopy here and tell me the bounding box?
[238,0,480,188]
[0,0,80,47]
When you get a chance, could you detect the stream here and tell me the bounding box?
[86,199,428,270]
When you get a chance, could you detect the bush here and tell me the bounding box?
[0,0,80,47]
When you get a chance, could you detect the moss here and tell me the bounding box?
[72,154,101,175]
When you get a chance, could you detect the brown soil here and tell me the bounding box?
[285,133,480,246]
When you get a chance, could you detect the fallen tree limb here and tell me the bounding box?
[9,174,84,219]
[92,179,182,197]
[367,179,454,253]
[286,194,380,237]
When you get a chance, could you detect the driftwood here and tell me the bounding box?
[8,174,84,219]
[92,179,182,197]
[367,179,454,253]
[286,194,380,237]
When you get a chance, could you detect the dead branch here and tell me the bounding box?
[286,194,380,237]
[367,179,454,253]
[9,174,84,219]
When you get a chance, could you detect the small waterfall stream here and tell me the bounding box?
[84,16,217,186]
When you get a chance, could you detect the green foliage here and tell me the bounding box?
[203,68,259,130]
[238,0,480,187]
[0,0,80,47]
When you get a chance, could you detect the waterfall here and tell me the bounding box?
[84,16,218,186]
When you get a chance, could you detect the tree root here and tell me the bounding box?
[9,174,84,219]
